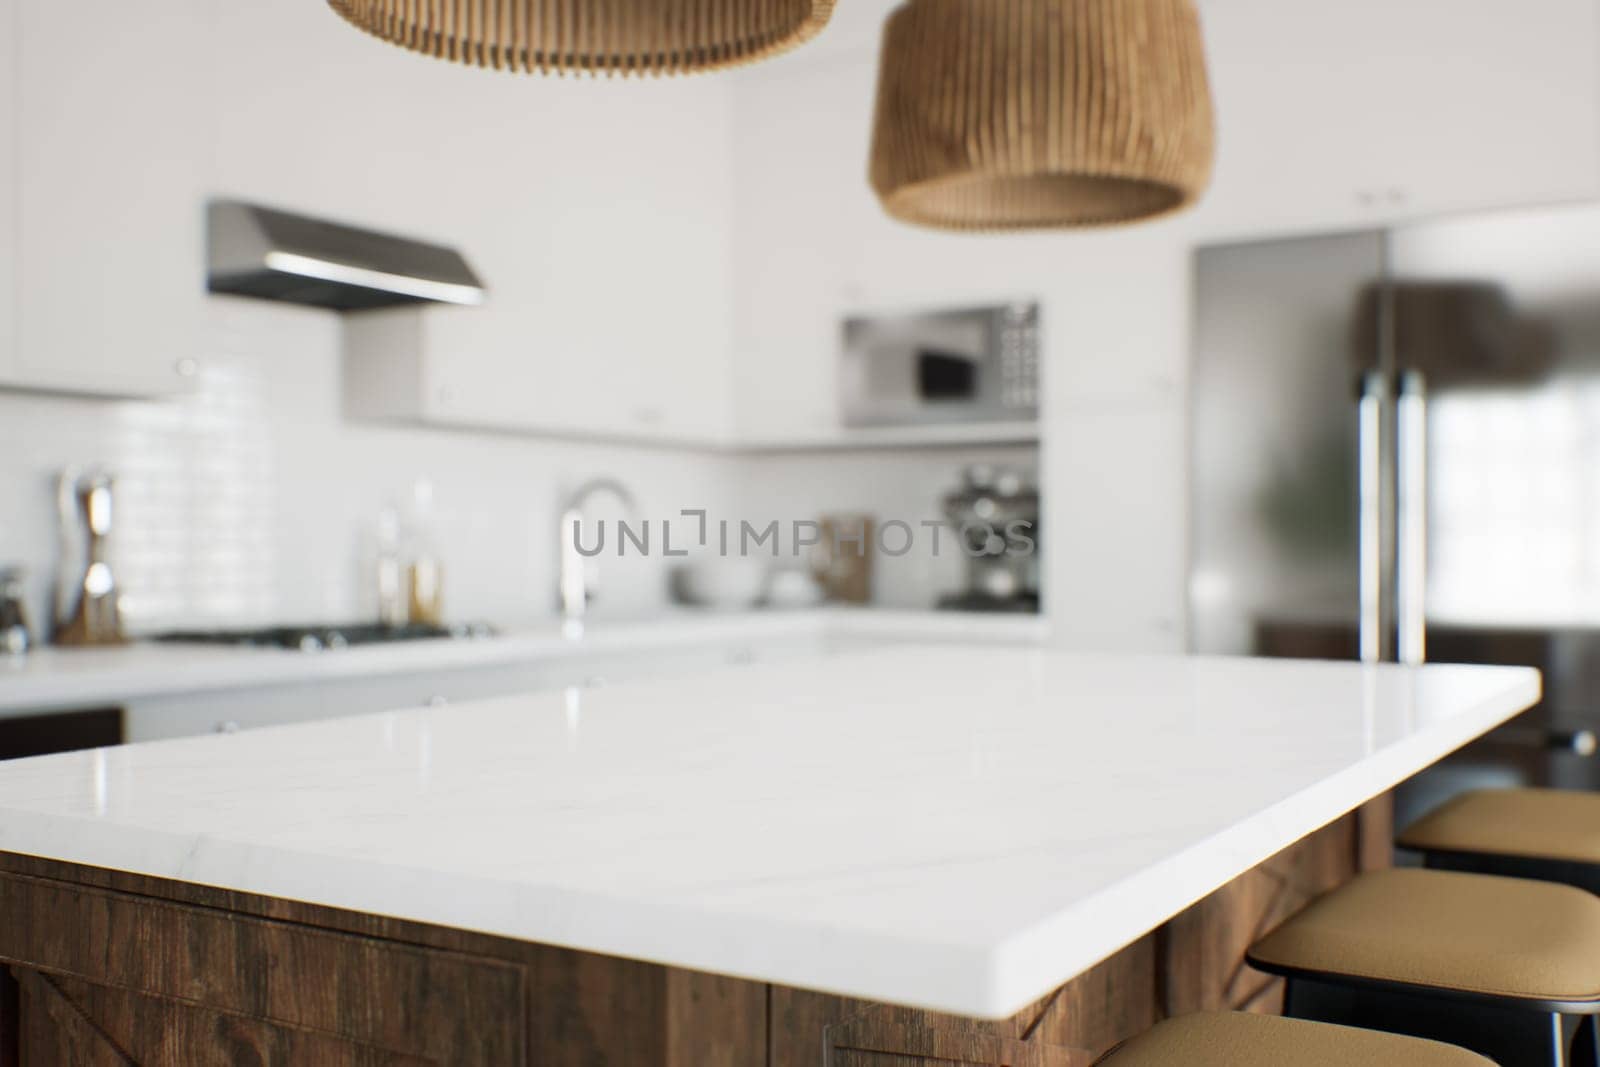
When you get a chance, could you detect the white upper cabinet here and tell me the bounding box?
[1191,0,1600,239]
[727,61,869,446]
[10,0,208,397]
[0,0,16,382]
[211,2,736,446]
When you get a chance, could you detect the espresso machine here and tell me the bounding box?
[54,467,125,646]
[938,465,1040,613]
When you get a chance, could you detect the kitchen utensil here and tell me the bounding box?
[54,467,125,646]
[765,568,825,610]
[938,465,1040,613]
[670,560,769,610]
[814,515,875,604]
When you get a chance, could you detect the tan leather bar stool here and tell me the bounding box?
[1094,1011,1493,1066]
[1246,868,1600,1067]
[1399,787,1600,894]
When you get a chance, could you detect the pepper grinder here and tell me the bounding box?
[54,467,125,646]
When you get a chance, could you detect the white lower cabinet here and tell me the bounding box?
[123,663,546,743]
[123,639,824,743]
[124,687,354,743]
[535,638,820,692]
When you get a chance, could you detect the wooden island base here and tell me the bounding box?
[0,800,1390,1066]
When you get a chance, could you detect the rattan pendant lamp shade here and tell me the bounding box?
[869,0,1215,231]
[327,0,837,76]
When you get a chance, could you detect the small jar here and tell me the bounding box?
[0,567,33,655]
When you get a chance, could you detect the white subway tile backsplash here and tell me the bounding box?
[0,297,1036,638]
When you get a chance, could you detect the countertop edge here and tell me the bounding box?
[977,664,1543,1017]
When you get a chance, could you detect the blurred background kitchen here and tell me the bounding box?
[4,0,1600,809]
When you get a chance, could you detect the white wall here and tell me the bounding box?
[0,296,1032,634]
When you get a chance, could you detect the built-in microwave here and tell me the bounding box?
[840,302,1040,427]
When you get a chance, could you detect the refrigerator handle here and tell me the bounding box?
[1358,371,1387,664]
[1397,370,1428,665]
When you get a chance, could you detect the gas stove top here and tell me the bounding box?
[152,622,496,653]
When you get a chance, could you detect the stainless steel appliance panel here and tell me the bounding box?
[1191,209,1600,797]
[1189,232,1383,656]
[840,303,1039,427]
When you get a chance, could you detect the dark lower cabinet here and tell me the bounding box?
[0,799,1388,1066]
[0,708,120,761]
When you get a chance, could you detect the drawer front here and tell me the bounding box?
[0,873,524,1063]
[825,1023,1088,1067]
[828,1021,1092,1067]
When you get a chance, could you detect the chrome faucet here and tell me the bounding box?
[557,477,636,635]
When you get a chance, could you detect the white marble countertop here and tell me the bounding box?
[0,649,1538,1018]
[0,608,1049,715]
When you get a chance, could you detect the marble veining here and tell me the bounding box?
[0,648,1539,1017]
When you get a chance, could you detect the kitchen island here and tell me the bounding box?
[0,648,1539,1064]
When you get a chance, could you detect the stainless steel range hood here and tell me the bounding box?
[207,200,485,311]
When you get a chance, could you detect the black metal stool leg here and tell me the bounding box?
[1571,1015,1600,1067]
[1279,974,1576,1067]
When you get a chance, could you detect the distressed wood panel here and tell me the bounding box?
[828,1017,1092,1067]
[1162,813,1367,1017]
[664,968,767,1067]
[0,873,524,1063]
[771,987,874,1067]
[1026,932,1162,1056]
[31,972,431,1066]
[16,971,131,1067]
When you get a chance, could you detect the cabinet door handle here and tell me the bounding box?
[1357,370,1388,664]
[1396,370,1428,666]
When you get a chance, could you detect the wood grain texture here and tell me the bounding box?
[1357,791,1396,873]
[770,987,873,1067]
[1161,814,1369,1018]
[34,973,431,1067]
[0,873,525,1063]
[828,1017,1092,1067]
[773,933,1157,1064]
[868,0,1215,230]
[0,797,1388,1066]
[326,0,836,76]
[16,972,132,1067]
[1028,933,1161,1056]
[664,968,767,1067]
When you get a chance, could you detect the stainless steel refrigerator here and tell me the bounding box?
[1190,206,1600,813]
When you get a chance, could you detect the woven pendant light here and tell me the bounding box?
[868,0,1215,231]
[326,0,837,76]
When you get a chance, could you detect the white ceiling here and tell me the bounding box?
[749,0,1235,79]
